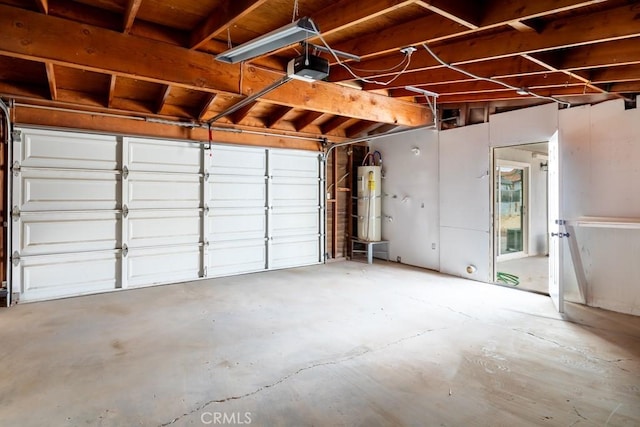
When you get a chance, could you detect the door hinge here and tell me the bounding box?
[203,170,210,181]
[122,204,129,218]
[121,244,128,257]
[551,232,570,238]
[555,219,566,225]
[122,165,129,180]
[11,130,22,143]
[203,204,210,215]
[11,206,20,221]
[201,267,208,278]
[12,251,20,266]
[12,161,20,176]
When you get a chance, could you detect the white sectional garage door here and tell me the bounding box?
[10,128,323,301]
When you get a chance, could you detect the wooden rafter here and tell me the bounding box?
[330,0,606,64]
[0,5,430,127]
[295,111,324,132]
[156,85,171,114]
[345,121,384,138]
[123,0,143,33]
[107,75,117,108]
[414,0,480,29]
[322,116,354,134]
[35,0,48,14]
[532,37,640,71]
[268,106,293,128]
[331,3,640,82]
[44,62,57,100]
[190,0,269,50]
[232,102,258,124]
[197,93,217,120]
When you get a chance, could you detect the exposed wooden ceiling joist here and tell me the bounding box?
[123,0,143,34]
[0,5,430,127]
[190,0,269,50]
[44,62,57,100]
[329,2,640,82]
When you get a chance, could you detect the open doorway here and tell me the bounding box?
[493,143,549,294]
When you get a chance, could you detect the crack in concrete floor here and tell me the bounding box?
[159,327,445,426]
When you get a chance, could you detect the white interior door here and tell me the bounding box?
[548,131,564,312]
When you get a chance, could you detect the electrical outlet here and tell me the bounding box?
[432,243,436,250]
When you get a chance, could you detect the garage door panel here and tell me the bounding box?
[271,236,320,269]
[126,245,201,288]
[271,151,319,178]
[19,128,119,170]
[128,210,201,247]
[208,240,266,276]
[128,172,201,209]
[207,176,266,208]
[20,212,119,256]
[127,138,202,174]
[18,252,119,301]
[272,179,319,207]
[20,169,120,211]
[272,208,319,237]
[210,146,266,176]
[208,208,266,242]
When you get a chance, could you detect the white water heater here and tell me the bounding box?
[357,166,382,241]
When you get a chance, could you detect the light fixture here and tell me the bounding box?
[216,17,319,64]
[516,88,529,95]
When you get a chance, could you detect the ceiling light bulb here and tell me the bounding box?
[516,88,529,95]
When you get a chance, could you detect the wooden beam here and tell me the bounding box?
[414,0,481,29]
[189,0,269,50]
[330,3,640,82]
[231,102,258,124]
[0,5,430,127]
[312,0,416,37]
[602,82,640,93]
[35,0,48,14]
[156,85,171,114]
[44,62,57,100]
[345,121,384,138]
[362,56,548,91]
[437,85,601,104]
[268,106,292,128]
[330,13,466,60]
[123,0,142,34]
[295,111,324,132]
[479,0,606,27]
[14,105,322,151]
[588,64,640,84]
[533,37,640,71]
[197,93,217,120]
[322,116,353,134]
[107,75,117,108]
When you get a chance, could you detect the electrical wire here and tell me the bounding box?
[308,19,415,87]
[421,43,571,107]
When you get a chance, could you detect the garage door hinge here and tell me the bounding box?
[203,170,210,181]
[11,161,20,176]
[12,251,20,266]
[201,267,208,278]
[122,244,128,257]
[122,166,129,180]
[11,130,21,143]
[11,206,20,221]
[122,204,129,218]
[203,204,210,214]
[555,219,566,225]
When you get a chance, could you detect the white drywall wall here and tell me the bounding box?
[559,99,640,315]
[369,129,440,270]
[490,103,558,147]
[439,123,491,282]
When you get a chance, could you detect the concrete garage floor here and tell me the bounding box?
[1,262,639,426]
